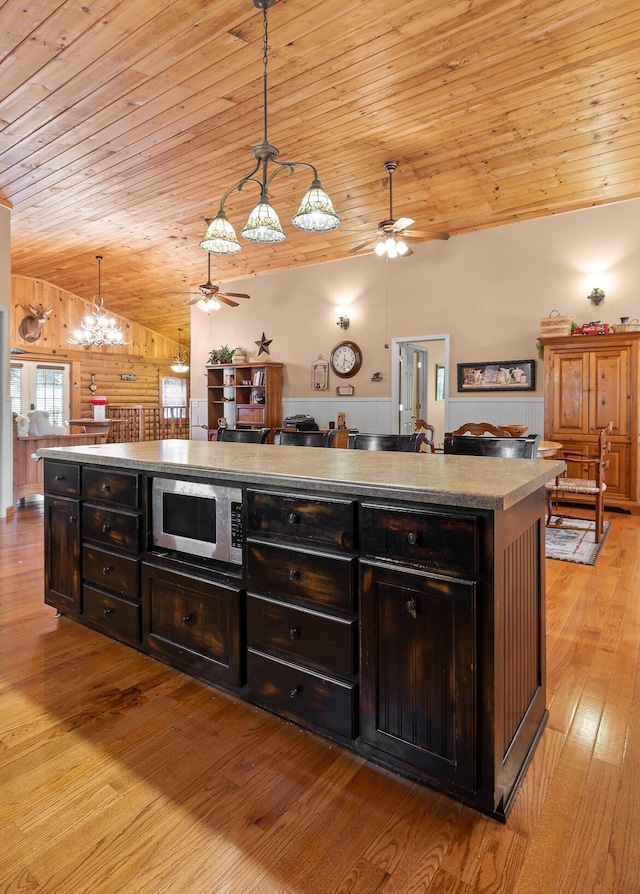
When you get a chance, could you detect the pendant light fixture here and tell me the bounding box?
[171,328,189,373]
[200,0,340,254]
[68,256,130,347]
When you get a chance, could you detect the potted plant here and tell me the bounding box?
[208,344,234,364]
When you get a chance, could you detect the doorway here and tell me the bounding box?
[391,334,450,449]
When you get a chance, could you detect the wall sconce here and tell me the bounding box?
[337,313,350,329]
[588,287,605,305]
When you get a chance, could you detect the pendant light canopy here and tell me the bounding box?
[171,328,189,373]
[68,256,130,347]
[200,0,340,254]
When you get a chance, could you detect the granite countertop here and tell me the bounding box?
[36,439,565,511]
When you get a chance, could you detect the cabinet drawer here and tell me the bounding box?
[44,461,80,497]
[247,593,357,676]
[247,541,356,612]
[82,504,141,553]
[361,504,480,574]
[82,467,139,509]
[237,406,265,425]
[82,585,141,644]
[247,649,357,740]
[247,490,355,550]
[142,564,242,686]
[82,544,139,598]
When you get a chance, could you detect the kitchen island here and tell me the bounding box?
[37,439,563,820]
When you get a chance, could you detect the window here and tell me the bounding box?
[11,361,70,425]
[161,376,187,419]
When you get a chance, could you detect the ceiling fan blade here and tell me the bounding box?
[403,230,451,241]
[221,291,250,300]
[394,217,415,231]
[216,295,240,307]
[349,238,376,254]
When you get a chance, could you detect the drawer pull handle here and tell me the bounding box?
[182,614,194,625]
[289,625,301,640]
[54,474,65,482]
[288,568,299,581]
[407,532,418,546]
[287,512,298,525]
[406,598,417,619]
[101,483,110,492]
[289,686,302,699]
[102,566,112,576]
[69,515,77,524]
[103,608,114,617]
[102,523,111,533]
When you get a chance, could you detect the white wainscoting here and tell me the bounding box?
[282,398,394,433]
[446,397,545,437]
[281,396,545,439]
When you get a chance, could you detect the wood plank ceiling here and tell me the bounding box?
[3,0,640,342]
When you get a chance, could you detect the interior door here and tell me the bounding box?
[400,344,429,434]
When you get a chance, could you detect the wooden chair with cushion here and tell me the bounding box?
[274,429,337,447]
[347,432,422,452]
[215,427,270,443]
[545,423,611,543]
[444,432,541,458]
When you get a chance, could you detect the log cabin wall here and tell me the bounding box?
[10,275,188,419]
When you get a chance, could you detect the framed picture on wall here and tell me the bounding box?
[457,359,535,392]
[435,364,445,401]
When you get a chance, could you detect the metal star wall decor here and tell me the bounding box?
[255,332,272,355]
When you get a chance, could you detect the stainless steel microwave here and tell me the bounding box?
[151,477,243,565]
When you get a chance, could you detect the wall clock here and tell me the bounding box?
[330,341,362,378]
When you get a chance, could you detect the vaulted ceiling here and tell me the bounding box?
[3,0,640,343]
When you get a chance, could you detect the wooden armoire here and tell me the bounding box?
[542,331,640,512]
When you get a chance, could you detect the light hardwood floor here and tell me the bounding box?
[1,500,639,893]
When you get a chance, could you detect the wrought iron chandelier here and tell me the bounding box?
[200,0,340,254]
[68,256,129,347]
[171,328,189,373]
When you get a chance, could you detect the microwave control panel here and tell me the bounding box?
[231,501,244,550]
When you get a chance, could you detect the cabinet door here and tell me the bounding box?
[548,349,590,436]
[360,560,476,792]
[589,346,630,436]
[44,496,81,615]
[142,563,242,686]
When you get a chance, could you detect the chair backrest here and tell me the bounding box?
[444,432,542,458]
[414,419,436,453]
[274,429,336,447]
[216,427,270,444]
[451,421,512,437]
[347,432,421,452]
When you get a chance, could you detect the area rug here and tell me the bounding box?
[545,516,610,565]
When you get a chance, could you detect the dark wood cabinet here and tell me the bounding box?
[360,560,476,792]
[245,488,359,741]
[142,563,243,687]
[44,493,81,616]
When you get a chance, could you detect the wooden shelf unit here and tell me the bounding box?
[207,361,283,440]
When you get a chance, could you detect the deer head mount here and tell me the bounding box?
[18,304,53,343]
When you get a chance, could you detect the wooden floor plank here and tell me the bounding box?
[1,500,640,892]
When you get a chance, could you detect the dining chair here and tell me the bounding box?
[443,432,541,458]
[414,419,436,453]
[545,423,612,543]
[273,429,337,447]
[215,427,271,444]
[347,432,422,452]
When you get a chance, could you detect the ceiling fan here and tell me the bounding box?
[350,161,449,258]
[185,254,251,309]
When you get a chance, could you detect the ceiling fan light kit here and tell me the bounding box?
[68,256,130,348]
[200,0,340,254]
